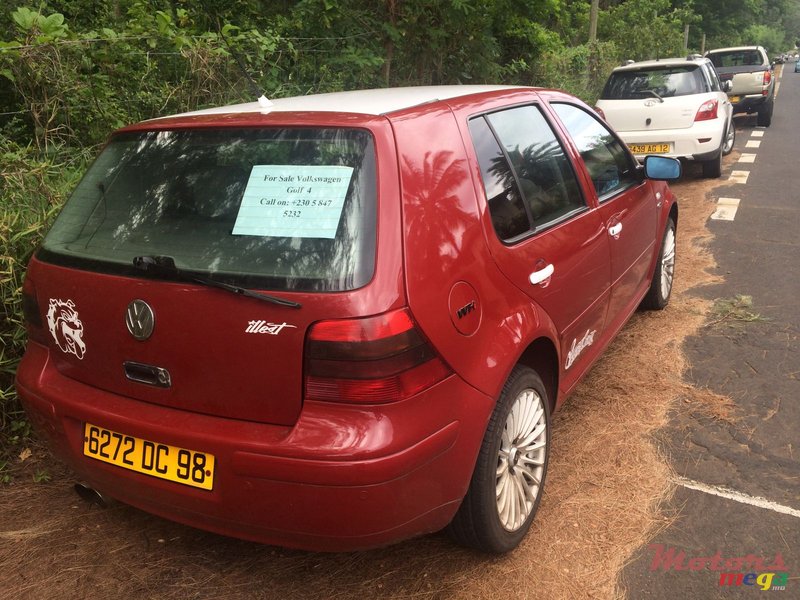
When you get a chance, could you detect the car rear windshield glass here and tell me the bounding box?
[708,50,762,67]
[601,66,704,99]
[41,128,377,292]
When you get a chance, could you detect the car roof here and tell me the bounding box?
[706,46,764,53]
[611,57,708,72]
[153,85,528,120]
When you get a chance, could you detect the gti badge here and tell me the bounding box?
[47,298,86,359]
[126,299,155,341]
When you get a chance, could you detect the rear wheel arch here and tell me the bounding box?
[516,336,559,413]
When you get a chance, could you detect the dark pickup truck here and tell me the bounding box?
[706,45,775,127]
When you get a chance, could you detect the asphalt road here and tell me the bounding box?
[622,64,800,597]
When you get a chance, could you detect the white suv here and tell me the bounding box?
[596,56,734,178]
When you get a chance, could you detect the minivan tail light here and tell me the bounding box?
[694,99,718,122]
[594,106,606,120]
[305,308,452,404]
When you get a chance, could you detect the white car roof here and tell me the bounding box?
[706,46,763,53]
[162,85,527,119]
[612,57,708,72]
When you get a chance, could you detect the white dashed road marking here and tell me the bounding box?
[729,171,750,184]
[675,477,800,519]
[710,198,740,221]
[751,130,765,137]
[745,140,761,148]
[739,153,757,163]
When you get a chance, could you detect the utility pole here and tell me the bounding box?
[684,24,690,51]
[589,0,599,43]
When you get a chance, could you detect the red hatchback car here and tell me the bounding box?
[16,86,679,553]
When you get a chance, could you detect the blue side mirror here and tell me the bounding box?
[643,155,681,180]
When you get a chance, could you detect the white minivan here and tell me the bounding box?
[596,56,734,178]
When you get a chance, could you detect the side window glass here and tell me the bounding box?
[468,116,530,241]
[552,103,638,200]
[704,64,721,91]
[484,105,585,228]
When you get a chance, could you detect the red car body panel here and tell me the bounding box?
[15,87,677,550]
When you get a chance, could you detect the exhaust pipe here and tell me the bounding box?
[74,482,113,508]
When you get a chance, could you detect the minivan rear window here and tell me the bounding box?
[601,66,704,99]
[40,128,377,292]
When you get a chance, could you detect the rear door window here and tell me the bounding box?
[469,105,585,241]
[41,128,377,291]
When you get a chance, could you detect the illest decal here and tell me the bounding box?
[245,320,297,335]
[47,298,86,359]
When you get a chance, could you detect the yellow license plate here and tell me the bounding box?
[83,423,215,490]
[729,95,741,103]
[628,143,670,154]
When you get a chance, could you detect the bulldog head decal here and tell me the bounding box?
[46,299,86,359]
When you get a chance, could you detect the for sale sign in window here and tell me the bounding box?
[232,165,353,239]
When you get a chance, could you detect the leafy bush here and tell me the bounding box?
[0,140,89,463]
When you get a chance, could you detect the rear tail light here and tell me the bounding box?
[21,277,47,344]
[761,70,771,95]
[594,106,606,120]
[694,99,718,122]
[305,308,452,404]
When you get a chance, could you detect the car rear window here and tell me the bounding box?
[708,50,763,67]
[40,127,377,292]
[601,66,705,99]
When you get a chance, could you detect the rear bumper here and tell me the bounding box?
[16,342,494,551]
[730,93,771,114]
[621,118,726,162]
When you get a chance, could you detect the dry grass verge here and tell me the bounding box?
[0,175,727,599]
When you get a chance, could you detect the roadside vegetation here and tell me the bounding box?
[1,0,799,478]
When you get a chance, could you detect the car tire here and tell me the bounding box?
[641,217,676,310]
[447,365,550,554]
[757,98,773,127]
[702,150,722,178]
[722,120,735,155]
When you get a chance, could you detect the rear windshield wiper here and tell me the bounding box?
[644,89,664,102]
[132,255,301,309]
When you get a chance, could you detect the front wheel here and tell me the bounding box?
[447,365,550,553]
[641,217,676,310]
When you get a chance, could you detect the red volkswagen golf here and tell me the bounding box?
[16,86,680,553]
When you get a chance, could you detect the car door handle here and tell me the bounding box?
[529,263,554,285]
[608,223,623,237]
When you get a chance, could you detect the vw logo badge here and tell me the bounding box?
[126,299,155,341]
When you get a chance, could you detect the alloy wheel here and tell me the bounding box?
[496,388,548,531]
